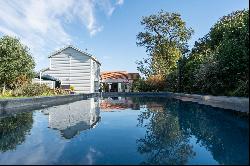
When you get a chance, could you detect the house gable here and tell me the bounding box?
[48,45,101,65]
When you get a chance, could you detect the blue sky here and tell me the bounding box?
[0,0,248,72]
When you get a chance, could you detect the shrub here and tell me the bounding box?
[18,83,51,97]
[146,75,166,92]
[70,85,75,91]
[132,75,166,92]
[132,78,150,92]
[53,88,69,95]
[11,83,69,97]
[0,90,13,98]
[165,70,178,92]
[11,75,31,89]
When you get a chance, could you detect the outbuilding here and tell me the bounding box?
[100,71,140,92]
[40,45,101,93]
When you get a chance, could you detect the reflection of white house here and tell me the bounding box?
[42,98,100,139]
[41,45,101,93]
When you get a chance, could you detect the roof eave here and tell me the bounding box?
[48,45,101,65]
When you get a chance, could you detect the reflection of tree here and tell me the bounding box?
[178,102,249,165]
[0,112,33,152]
[135,97,249,165]
[136,100,195,165]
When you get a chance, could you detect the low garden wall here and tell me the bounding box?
[101,92,249,114]
[0,93,99,116]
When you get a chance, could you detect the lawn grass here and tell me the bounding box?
[0,94,69,99]
[0,96,28,99]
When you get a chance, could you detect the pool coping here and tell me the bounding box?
[0,92,248,116]
[101,92,249,114]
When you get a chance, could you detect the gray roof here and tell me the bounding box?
[48,45,101,65]
[35,73,59,81]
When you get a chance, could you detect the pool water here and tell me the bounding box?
[0,97,249,165]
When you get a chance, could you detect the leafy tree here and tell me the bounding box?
[171,9,249,97]
[0,35,35,93]
[181,35,212,94]
[165,69,179,92]
[136,11,194,78]
[192,54,220,95]
[191,9,248,96]
[209,9,249,96]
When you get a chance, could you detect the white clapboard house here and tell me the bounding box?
[40,45,101,93]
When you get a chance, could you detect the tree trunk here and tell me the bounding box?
[2,82,6,95]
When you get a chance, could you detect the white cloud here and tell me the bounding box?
[0,0,123,70]
[94,0,115,17]
[80,147,103,164]
[116,0,124,5]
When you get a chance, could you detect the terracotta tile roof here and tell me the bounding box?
[101,71,140,80]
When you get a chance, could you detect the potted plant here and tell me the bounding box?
[70,85,75,94]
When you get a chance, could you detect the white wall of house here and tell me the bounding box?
[43,46,100,93]
[91,59,101,92]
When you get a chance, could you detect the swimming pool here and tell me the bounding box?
[0,97,248,165]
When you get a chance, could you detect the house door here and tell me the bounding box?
[110,83,118,92]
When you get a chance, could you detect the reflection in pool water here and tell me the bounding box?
[0,112,33,152]
[100,97,140,110]
[0,97,248,165]
[136,100,195,165]
[135,97,249,165]
[42,98,100,139]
